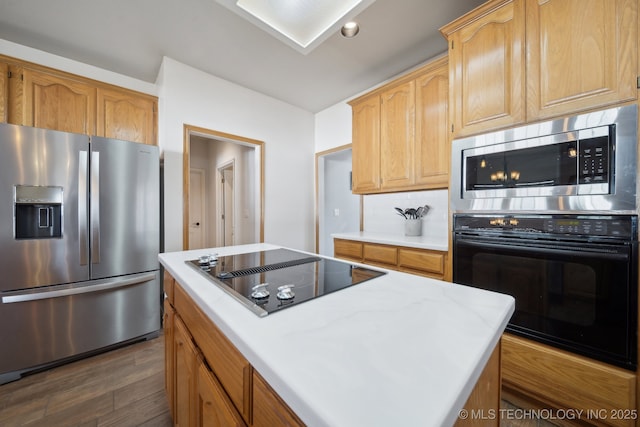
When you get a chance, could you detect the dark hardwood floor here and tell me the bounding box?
[0,334,172,427]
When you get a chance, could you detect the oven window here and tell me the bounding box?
[453,238,636,368]
[465,140,578,190]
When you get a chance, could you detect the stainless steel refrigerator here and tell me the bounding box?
[0,123,160,384]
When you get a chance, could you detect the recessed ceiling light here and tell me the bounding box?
[341,21,360,38]
[216,0,375,54]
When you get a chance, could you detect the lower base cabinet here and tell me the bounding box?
[502,334,636,427]
[164,271,501,426]
[164,273,302,427]
[197,356,246,427]
[334,238,450,281]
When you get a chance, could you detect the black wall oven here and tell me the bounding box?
[453,214,637,370]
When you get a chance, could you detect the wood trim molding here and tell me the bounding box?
[182,124,265,250]
[314,144,357,254]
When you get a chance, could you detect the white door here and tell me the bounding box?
[189,169,205,249]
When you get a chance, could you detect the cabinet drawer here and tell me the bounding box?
[334,239,363,261]
[398,248,444,275]
[363,243,397,266]
[174,283,251,420]
[502,334,636,427]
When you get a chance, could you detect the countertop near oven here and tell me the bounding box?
[159,243,514,427]
[332,231,449,251]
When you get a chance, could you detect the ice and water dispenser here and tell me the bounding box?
[14,185,63,239]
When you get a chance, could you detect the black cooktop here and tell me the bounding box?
[187,248,386,316]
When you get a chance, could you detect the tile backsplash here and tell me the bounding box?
[363,190,449,242]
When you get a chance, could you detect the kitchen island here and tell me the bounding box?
[159,243,514,427]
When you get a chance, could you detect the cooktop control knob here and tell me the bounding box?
[251,283,270,299]
[277,284,295,300]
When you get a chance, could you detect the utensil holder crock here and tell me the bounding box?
[404,219,422,236]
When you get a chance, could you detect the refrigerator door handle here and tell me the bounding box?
[91,151,100,264]
[1,272,157,303]
[79,151,88,266]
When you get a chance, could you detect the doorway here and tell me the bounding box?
[316,145,361,256]
[183,124,264,250]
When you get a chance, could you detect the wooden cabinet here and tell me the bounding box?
[165,274,299,427]
[252,371,304,427]
[398,247,445,278]
[96,87,157,145]
[0,54,157,145]
[351,94,380,193]
[502,333,636,427]
[363,243,398,268]
[441,0,637,137]
[0,61,8,123]
[197,356,246,427]
[21,68,97,135]
[441,0,526,137]
[380,81,415,190]
[348,56,450,194]
[414,61,450,187]
[335,238,450,281]
[174,315,199,427]
[333,239,363,262]
[164,299,176,421]
[526,0,637,120]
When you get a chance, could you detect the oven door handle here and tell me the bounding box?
[454,238,631,262]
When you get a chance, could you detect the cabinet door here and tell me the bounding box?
[415,60,449,188]
[22,69,96,134]
[526,0,637,119]
[445,0,526,137]
[197,358,246,427]
[0,61,7,123]
[351,95,380,193]
[380,81,415,190]
[252,371,304,427]
[96,87,157,145]
[164,300,175,420]
[175,315,198,427]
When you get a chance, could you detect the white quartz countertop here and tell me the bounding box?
[332,231,449,251]
[159,243,514,427]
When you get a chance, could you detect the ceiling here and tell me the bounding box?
[0,0,485,113]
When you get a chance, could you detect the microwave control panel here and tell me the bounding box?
[578,136,610,185]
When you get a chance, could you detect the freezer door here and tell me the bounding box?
[0,123,90,291]
[89,137,159,279]
[0,271,160,383]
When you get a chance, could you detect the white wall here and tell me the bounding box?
[1,40,316,254]
[0,39,156,95]
[157,57,315,253]
[314,102,352,152]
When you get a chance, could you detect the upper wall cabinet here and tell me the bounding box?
[441,0,637,137]
[441,0,526,138]
[96,87,157,145]
[0,61,8,123]
[22,68,97,135]
[526,0,637,120]
[351,93,381,193]
[0,55,158,145]
[380,80,415,190]
[415,62,449,188]
[348,56,450,194]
